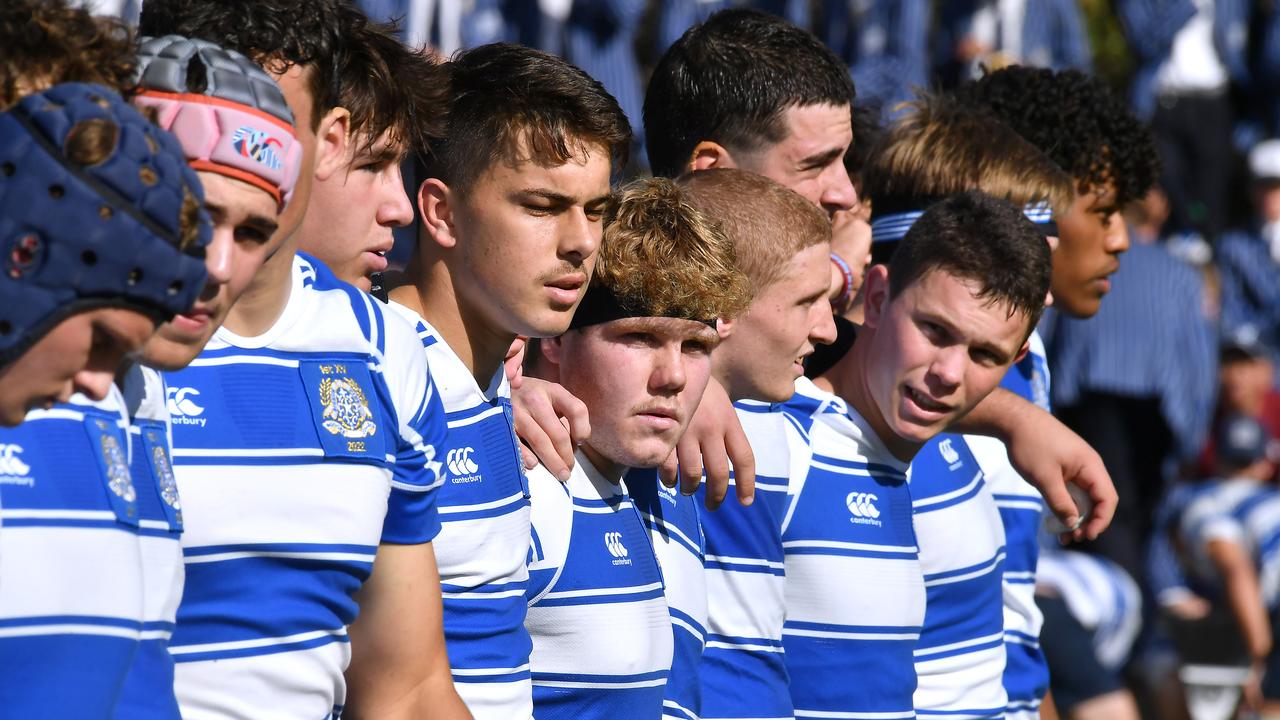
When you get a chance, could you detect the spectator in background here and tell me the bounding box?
[935,0,1090,88]
[1118,0,1249,246]
[820,0,929,115]
[1218,139,1280,376]
[565,0,647,167]
[655,0,729,54]
[1199,338,1280,482]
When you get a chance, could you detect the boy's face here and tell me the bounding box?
[861,265,1030,457]
[299,131,413,291]
[736,103,857,217]
[550,317,718,471]
[0,308,156,425]
[142,172,282,371]
[1052,179,1129,318]
[716,242,837,403]
[444,137,612,339]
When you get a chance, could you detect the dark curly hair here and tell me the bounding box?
[953,66,1159,207]
[0,0,139,110]
[139,0,346,131]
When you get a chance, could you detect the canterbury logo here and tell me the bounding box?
[166,387,206,426]
[938,438,960,465]
[0,444,30,477]
[604,531,629,559]
[447,447,479,477]
[846,491,881,519]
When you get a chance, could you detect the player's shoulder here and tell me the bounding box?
[118,363,169,425]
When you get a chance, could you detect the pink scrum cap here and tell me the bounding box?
[133,35,302,208]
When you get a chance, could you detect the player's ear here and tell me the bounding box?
[715,316,734,341]
[418,178,456,250]
[689,141,736,173]
[539,335,566,382]
[313,107,351,182]
[861,264,890,330]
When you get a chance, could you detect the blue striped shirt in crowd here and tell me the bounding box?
[0,385,161,718]
[627,468,707,720]
[698,384,818,720]
[911,434,1008,719]
[116,365,185,719]
[387,302,534,720]
[166,254,447,718]
[781,380,922,719]
[1217,228,1280,376]
[526,451,672,719]
[1037,550,1143,670]
[972,331,1051,719]
[1043,241,1217,459]
[1176,478,1280,609]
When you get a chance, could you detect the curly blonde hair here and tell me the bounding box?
[1,0,139,110]
[594,177,751,323]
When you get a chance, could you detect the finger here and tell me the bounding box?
[697,434,731,503]
[519,443,538,470]
[549,387,592,445]
[514,401,573,482]
[674,438,706,502]
[659,450,678,488]
[527,397,576,480]
[723,420,756,507]
[1038,473,1081,539]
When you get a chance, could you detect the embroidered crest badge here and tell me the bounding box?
[96,420,136,503]
[319,375,377,439]
[148,431,181,511]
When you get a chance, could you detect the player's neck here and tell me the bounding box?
[222,241,297,338]
[823,334,917,462]
[579,443,625,485]
[392,257,513,386]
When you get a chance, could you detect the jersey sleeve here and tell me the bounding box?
[380,307,447,545]
[526,465,572,604]
[1179,490,1246,559]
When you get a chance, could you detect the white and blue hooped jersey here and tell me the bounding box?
[115,364,185,719]
[626,467,706,720]
[387,302,534,720]
[910,433,1008,720]
[165,254,447,719]
[781,381,921,719]
[697,382,816,720]
[1176,478,1280,610]
[526,451,673,720]
[0,384,156,718]
[978,330,1052,719]
[1036,549,1142,670]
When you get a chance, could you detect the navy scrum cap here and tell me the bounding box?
[0,82,211,368]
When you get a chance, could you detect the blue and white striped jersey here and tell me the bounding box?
[976,330,1052,719]
[781,381,922,719]
[1037,549,1142,670]
[627,468,706,720]
[1176,478,1280,610]
[0,389,150,718]
[387,302,534,720]
[165,254,447,719]
[910,433,1008,720]
[526,451,673,719]
[697,383,816,720]
[115,364,185,719]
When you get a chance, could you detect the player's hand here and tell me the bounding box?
[829,208,872,302]
[1163,593,1211,621]
[511,376,590,482]
[659,377,755,509]
[1003,409,1117,543]
[503,337,528,390]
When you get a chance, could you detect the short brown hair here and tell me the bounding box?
[0,0,138,110]
[678,168,830,296]
[335,8,449,157]
[593,177,750,323]
[422,43,632,192]
[863,91,1072,216]
[890,191,1051,337]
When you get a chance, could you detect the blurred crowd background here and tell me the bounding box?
[80,0,1280,717]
